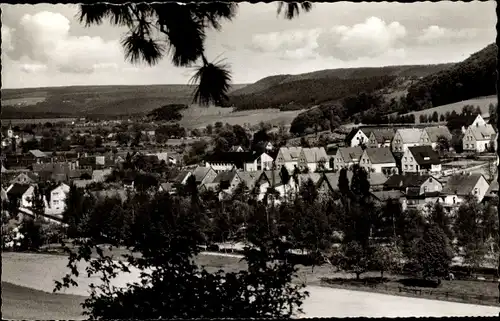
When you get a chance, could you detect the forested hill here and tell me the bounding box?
[405,43,497,111]
[225,64,454,111]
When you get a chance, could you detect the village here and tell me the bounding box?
[1,109,498,228]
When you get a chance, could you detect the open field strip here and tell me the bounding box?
[2,252,499,318]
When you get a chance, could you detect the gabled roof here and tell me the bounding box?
[264,170,283,186]
[486,176,498,195]
[7,183,31,197]
[408,146,440,166]
[336,147,363,163]
[237,171,263,190]
[364,147,395,164]
[172,171,191,184]
[159,182,174,192]
[191,166,211,183]
[370,129,395,143]
[278,147,303,162]
[384,174,435,190]
[229,145,245,152]
[372,190,403,201]
[345,128,368,144]
[29,149,48,158]
[396,128,423,144]
[441,174,486,196]
[301,147,328,163]
[468,124,496,141]
[322,171,387,191]
[298,173,323,186]
[424,126,452,142]
[212,170,238,184]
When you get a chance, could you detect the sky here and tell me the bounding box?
[1,2,496,89]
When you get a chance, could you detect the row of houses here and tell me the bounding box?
[346,115,496,153]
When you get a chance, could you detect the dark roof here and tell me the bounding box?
[205,151,261,168]
[364,147,395,164]
[384,174,435,190]
[370,129,395,143]
[7,183,31,197]
[442,174,485,196]
[172,171,191,184]
[408,146,440,165]
[212,170,238,184]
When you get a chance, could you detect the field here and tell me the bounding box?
[401,95,497,123]
[179,106,304,129]
[2,252,499,319]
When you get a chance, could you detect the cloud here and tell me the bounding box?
[7,11,123,75]
[2,26,14,52]
[417,25,480,46]
[316,17,407,61]
[249,28,321,60]
[20,63,48,74]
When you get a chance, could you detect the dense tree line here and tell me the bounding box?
[147,104,188,122]
[406,43,496,111]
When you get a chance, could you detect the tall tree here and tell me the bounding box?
[77,2,311,106]
[280,166,291,203]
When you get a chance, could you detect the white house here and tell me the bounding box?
[275,147,303,172]
[402,146,441,174]
[419,126,452,150]
[298,147,329,172]
[359,147,397,176]
[6,183,35,208]
[330,147,363,171]
[346,129,370,147]
[461,114,487,133]
[463,122,496,153]
[244,152,274,172]
[391,128,424,153]
[45,183,70,215]
[440,173,490,207]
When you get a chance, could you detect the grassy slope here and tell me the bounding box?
[400,95,496,124]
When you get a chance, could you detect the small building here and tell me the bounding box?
[191,166,218,186]
[419,126,452,150]
[345,128,370,147]
[274,147,303,172]
[367,129,395,148]
[329,146,363,171]
[462,123,496,153]
[211,170,241,195]
[461,114,487,133]
[6,183,35,208]
[45,183,70,215]
[402,146,441,174]
[244,151,274,172]
[229,145,245,152]
[440,173,489,206]
[298,147,329,172]
[10,172,38,185]
[359,147,397,176]
[391,128,424,153]
[317,171,387,197]
[204,152,254,172]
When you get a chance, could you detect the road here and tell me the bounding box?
[3,252,499,318]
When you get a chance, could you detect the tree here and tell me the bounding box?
[30,185,46,220]
[419,114,426,123]
[439,114,445,122]
[332,241,370,280]
[55,192,309,319]
[427,202,453,240]
[436,135,450,153]
[77,2,311,107]
[371,243,404,278]
[280,166,291,203]
[62,184,95,238]
[431,111,439,122]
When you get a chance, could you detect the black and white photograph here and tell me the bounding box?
[1,1,500,319]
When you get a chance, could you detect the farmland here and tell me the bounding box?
[399,95,497,124]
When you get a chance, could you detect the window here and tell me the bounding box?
[410,165,413,169]
[404,157,407,161]
[474,188,478,195]
[453,197,456,204]
[53,200,59,205]
[53,192,59,196]
[404,165,408,169]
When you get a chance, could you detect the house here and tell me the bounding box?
[72,179,94,189]
[372,190,407,211]
[45,183,70,215]
[383,174,443,211]
[191,166,218,186]
[6,183,35,208]
[440,173,489,206]
[244,151,274,172]
[260,170,298,203]
[29,149,49,163]
[92,169,113,182]
[345,128,370,147]
[402,146,441,174]
[359,147,397,175]
[330,147,363,171]
[317,171,388,197]
[367,129,395,148]
[391,128,424,153]
[229,145,245,152]
[419,126,452,150]
[237,171,268,194]
[274,147,303,172]
[211,170,241,195]
[461,114,487,133]
[204,152,254,172]
[171,171,193,186]
[298,147,329,172]
[158,182,175,194]
[10,172,38,185]
[256,141,274,153]
[462,123,496,152]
